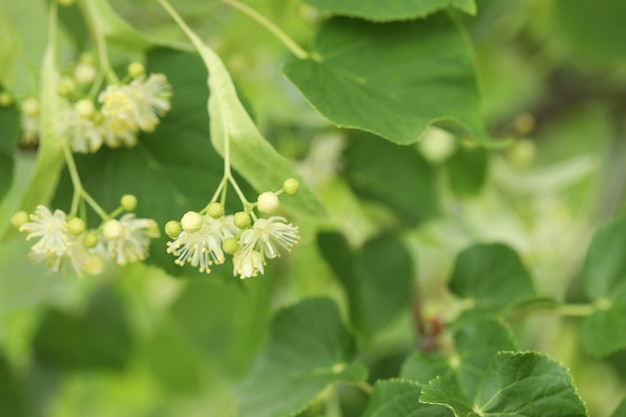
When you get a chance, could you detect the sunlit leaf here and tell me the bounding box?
[237,298,367,417]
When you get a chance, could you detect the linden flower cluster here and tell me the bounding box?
[56,61,173,153]
[165,178,301,279]
[11,195,160,276]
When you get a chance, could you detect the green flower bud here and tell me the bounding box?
[165,220,182,238]
[83,231,99,248]
[234,211,251,229]
[74,99,95,118]
[181,211,203,233]
[257,191,279,214]
[0,92,13,107]
[11,211,29,228]
[21,98,39,116]
[102,219,123,240]
[206,202,225,219]
[222,237,240,255]
[74,63,96,84]
[57,77,76,98]
[128,62,145,79]
[120,194,138,211]
[282,178,300,195]
[67,217,86,236]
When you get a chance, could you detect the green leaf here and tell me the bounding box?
[611,398,626,417]
[421,352,588,417]
[362,379,453,417]
[0,85,19,203]
[32,285,133,370]
[237,298,367,417]
[448,243,536,312]
[402,318,517,398]
[0,353,27,417]
[343,132,438,227]
[301,0,476,21]
[444,146,488,197]
[283,15,495,146]
[0,3,19,85]
[317,232,414,337]
[163,5,327,219]
[581,216,626,357]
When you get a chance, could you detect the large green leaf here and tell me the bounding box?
[237,298,367,417]
[581,216,626,357]
[444,146,488,197]
[362,379,452,417]
[421,352,588,417]
[611,398,626,417]
[0,3,19,85]
[343,132,439,227]
[32,284,133,370]
[448,243,536,313]
[401,317,517,398]
[0,86,19,203]
[0,353,27,417]
[301,0,476,21]
[317,232,413,337]
[283,15,494,146]
[161,2,326,219]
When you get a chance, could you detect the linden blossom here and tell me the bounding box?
[101,214,161,266]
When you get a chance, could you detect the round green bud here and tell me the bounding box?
[206,202,225,219]
[102,219,123,240]
[282,178,300,195]
[233,211,251,229]
[128,62,145,79]
[21,98,39,116]
[57,77,76,98]
[0,92,13,107]
[165,220,182,238]
[67,217,86,236]
[181,211,203,233]
[83,231,99,248]
[257,191,279,214]
[57,0,75,7]
[222,237,240,255]
[120,194,138,211]
[74,63,97,84]
[74,99,95,118]
[11,211,29,228]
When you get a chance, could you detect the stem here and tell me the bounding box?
[219,0,309,59]
[324,386,343,417]
[81,0,119,83]
[63,145,109,220]
[359,381,373,395]
[556,303,595,317]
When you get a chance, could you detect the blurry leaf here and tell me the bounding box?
[283,15,495,145]
[0,86,19,203]
[237,298,367,417]
[301,0,475,21]
[343,132,438,227]
[552,0,626,67]
[581,216,626,357]
[33,285,132,370]
[0,3,19,85]
[0,353,27,417]
[611,398,626,417]
[164,5,327,219]
[318,232,413,337]
[421,352,588,417]
[57,1,89,50]
[445,146,488,197]
[362,379,452,417]
[449,243,536,313]
[402,317,517,398]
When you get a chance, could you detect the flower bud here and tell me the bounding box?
[67,217,86,236]
[206,201,225,219]
[165,220,182,238]
[0,92,13,107]
[128,62,145,79]
[83,231,99,248]
[181,211,203,233]
[11,211,29,228]
[22,98,39,116]
[74,63,97,84]
[257,191,279,214]
[222,237,240,255]
[234,211,251,229]
[282,178,300,195]
[102,219,123,240]
[120,194,138,211]
[74,99,95,118]
[57,77,76,98]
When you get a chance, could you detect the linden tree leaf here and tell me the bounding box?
[402,317,518,398]
[237,298,367,417]
[301,0,476,21]
[581,216,626,357]
[420,352,588,417]
[283,15,496,146]
[0,3,19,85]
[611,398,626,417]
[362,379,453,417]
[444,146,488,197]
[0,86,19,203]
[163,4,326,219]
[448,243,536,313]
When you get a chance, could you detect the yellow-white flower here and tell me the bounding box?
[20,205,69,257]
[56,101,104,153]
[20,97,40,145]
[167,215,237,273]
[233,249,265,279]
[101,115,138,148]
[101,214,159,265]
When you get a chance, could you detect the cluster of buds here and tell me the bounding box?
[11,195,160,276]
[165,178,301,279]
[56,58,173,153]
